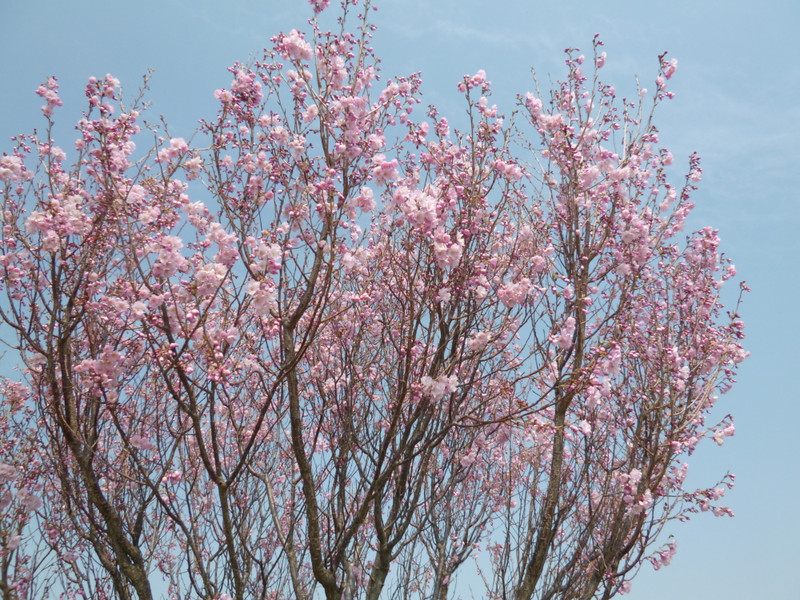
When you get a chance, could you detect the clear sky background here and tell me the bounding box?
[1,0,798,598]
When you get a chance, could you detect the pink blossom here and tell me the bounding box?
[436,117,450,138]
[494,159,523,180]
[459,453,477,469]
[421,374,459,402]
[231,70,263,106]
[497,278,532,308]
[663,58,678,79]
[353,187,376,212]
[247,237,282,274]
[16,487,42,513]
[713,422,735,445]
[0,463,16,485]
[157,137,189,163]
[650,540,677,570]
[435,287,451,302]
[271,126,290,145]
[41,230,60,252]
[550,316,576,349]
[321,54,348,90]
[371,154,399,186]
[0,155,30,183]
[186,201,211,229]
[289,134,306,159]
[432,230,464,268]
[150,235,189,278]
[183,155,203,180]
[578,165,600,189]
[194,263,227,296]
[138,205,161,225]
[35,77,62,117]
[539,113,564,132]
[459,69,490,92]
[628,468,642,486]
[162,470,183,484]
[368,133,385,150]
[214,88,234,104]
[596,51,607,69]
[129,434,155,452]
[525,93,543,117]
[467,331,491,352]
[308,0,330,13]
[5,535,21,551]
[130,301,147,319]
[278,30,313,62]
[529,255,546,274]
[247,280,277,316]
[302,104,319,123]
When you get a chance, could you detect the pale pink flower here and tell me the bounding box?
[539,113,564,132]
[371,154,399,186]
[578,165,600,189]
[16,487,42,513]
[247,280,277,316]
[467,331,491,352]
[525,93,543,117]
[354,187,376,212]
[628,468,642,487]
[183,156,203,180]
[271,126,290,145]
[247,237,282,274]
[130,301,147,319]
[41,230,60,252]
[129,434,155,452]
[231,70,263,105]
[35,77,62,116]
[162,470,183,484]
[138,205,161,225]
[551,316,576,349]
[497,278,532,309]
[433,230,464,268]
[0,155,30,183]
[530,255,546,274]
[194,263,227,296]
[151,235,189,278]
[663,58,678,79]
[459,453,477,469]
[5,535,21,551]
[436,287,451,302]
[279,30,313,62]
[0,463,15,485]
[214,88,234,104]
[596,51,607,69]
[302,104,319,123]
[308,0,330,14]
[421,374,458,402]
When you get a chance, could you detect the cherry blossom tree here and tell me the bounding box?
[0,2,746,599]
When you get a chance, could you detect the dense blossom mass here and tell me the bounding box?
[0,1,745,599]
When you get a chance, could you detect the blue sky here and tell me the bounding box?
[1,1,798,598]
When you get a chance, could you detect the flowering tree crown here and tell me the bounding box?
[0,3,745,599]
